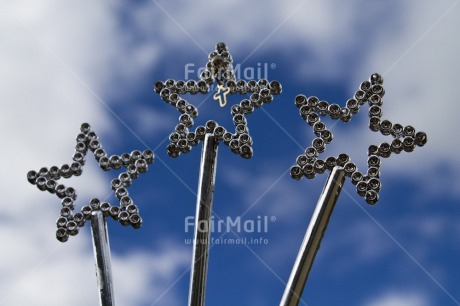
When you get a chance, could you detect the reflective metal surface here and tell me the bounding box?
[91,211,115,306]
[290,73,427,205]
[154,42,282,159]
[26,123,154,241]
[156,42,282,305]
[286,73,428,303]
[27,123,154,306]
[280,167,346,306]
[188,134,219,306]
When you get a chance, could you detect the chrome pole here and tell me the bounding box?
[188,134,219,306]
[280,167,346,306]
[90,211,115,306]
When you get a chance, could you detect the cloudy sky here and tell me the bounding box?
[1,0,459,305]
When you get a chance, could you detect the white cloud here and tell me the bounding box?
[0,223,190,306]
[136,0,460,197]
[356,0,460,194]
[269,0,460,197]
[363,291,430,306]
[127,105,176,144]
[220,163,309,219]
[142,0,400,81]
[2,0,459,304]
[112,244,190,306]
[0,1,188,305]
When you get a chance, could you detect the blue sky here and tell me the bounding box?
[1,1,459,305]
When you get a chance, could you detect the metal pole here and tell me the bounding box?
[90,211,115,306]
[280,167,346,306]
[188,134,219,306]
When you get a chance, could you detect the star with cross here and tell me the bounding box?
[153,42,282,159]
[290,73,427,205]
[26,123,154,242]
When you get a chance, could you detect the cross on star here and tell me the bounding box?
[213,84,231,107]
[26,123,154,242]
[290,73,427,205]
[153,42,282,159]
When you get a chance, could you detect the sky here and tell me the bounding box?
[0,0,459,305]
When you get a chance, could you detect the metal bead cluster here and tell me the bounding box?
[290,73,427,205]
[154,42,282,159]
[26,123,155,242]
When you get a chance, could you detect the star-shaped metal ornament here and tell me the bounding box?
[153,42,282,159]
[290,73,427,205]
[27,123,154,242]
